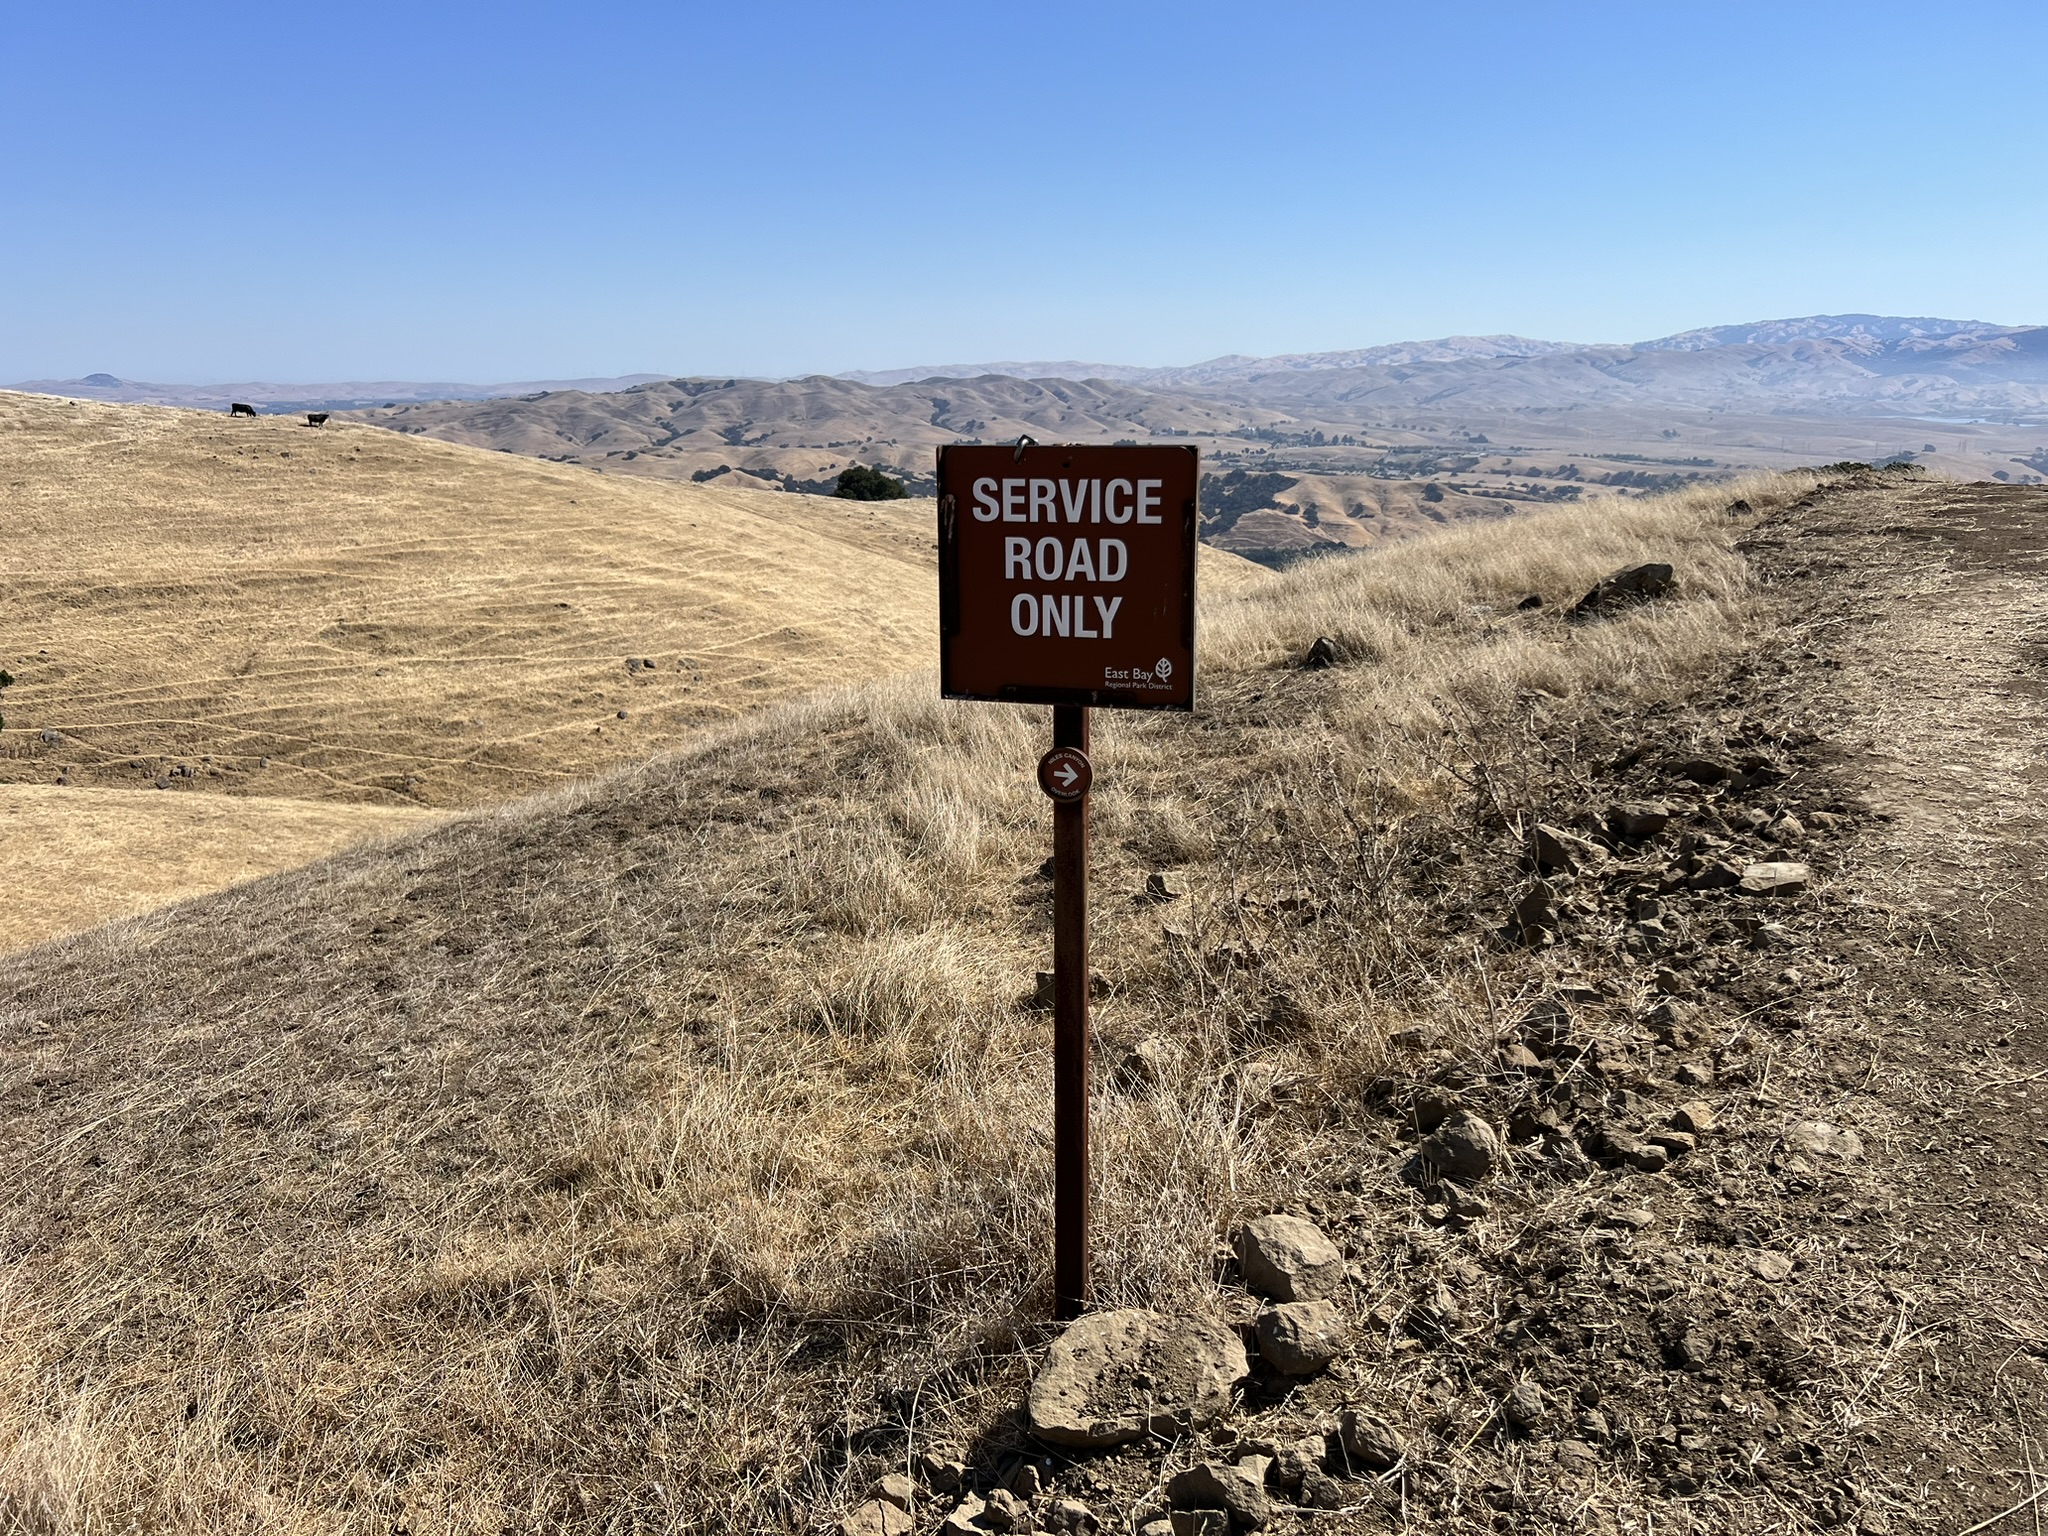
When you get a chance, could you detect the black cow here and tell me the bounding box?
[305,412,329,427]
[229,402,257,417]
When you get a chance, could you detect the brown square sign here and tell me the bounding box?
[937,442,1198,710]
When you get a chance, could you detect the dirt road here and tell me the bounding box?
[1741,479,2048,1534]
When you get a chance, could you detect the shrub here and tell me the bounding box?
[834,465,907,501]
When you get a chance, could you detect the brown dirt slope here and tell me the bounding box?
[3,471,2046,1534]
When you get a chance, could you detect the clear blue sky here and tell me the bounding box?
[2,1,2042,382]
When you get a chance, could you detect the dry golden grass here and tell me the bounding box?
[0,785,437,951]
[0,468,1814,1533]
[0,391,1269,956]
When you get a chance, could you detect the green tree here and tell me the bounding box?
[834,465,907,501]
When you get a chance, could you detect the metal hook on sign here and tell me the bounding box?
[1013,433,1037,462]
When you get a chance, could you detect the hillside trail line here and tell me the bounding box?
[1752,478,2048,1532]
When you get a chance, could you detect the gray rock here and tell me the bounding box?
[1533,823,1603,873]
[1576,1407,1612,1444]
[1647,1129,1697,1158]
[1027,1309,1248,1447]
[1740,861,1811,897]
[1671,1100,1717,1135]
[940,1495,990,1536]
[1235,1214,1345,1302]
[1049,1500,1096,1533]
[1513,879,1557,935]
[845,1499,914,1536]
[1335,1407,1406,1470]
[1118,1035,1178,1090]
[1146,869,1190,901]
[1255,1300,1347,1375]
[877,1472,916,1510]
[1689,856,1748,890]
[1420,1110,1500,1181]
[983,1488,1030,1531]
[1500,1040,1542,1071]
[1772,1119,1863,1171]
[1166,1464,1268,1531]
[917,1448,968,1492]
[1607,801,1672,841]
[1750,1251,1796,1282]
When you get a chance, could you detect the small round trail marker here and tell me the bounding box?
[1038,746,1092,803]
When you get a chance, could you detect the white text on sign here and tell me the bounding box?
[971,478,1166,525]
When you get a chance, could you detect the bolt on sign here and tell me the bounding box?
[937,443,1198,710]
[937,441,1200,1322]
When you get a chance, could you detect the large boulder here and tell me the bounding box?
[1234,1214,1345,1302]
[1028,1309,1247,1447]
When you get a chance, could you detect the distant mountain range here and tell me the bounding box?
[844,316,2048,414]
[16,316,2046,421]
[16,315,2045,566]
[4,372,668,413]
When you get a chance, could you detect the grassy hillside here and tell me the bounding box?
[0,472,1787,1532]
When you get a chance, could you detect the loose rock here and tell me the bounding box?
[1420,1110,1501,1182]
[1533,822,1603,873]
[1167,1463,1269,1531]
[1503,1379,1549,1433]
[1168,1514,1228,1536]
[1335,1407,1407,1470]
[1256,1300,1348,1375]
[878,1472,916,1510]
[1146,870,1190,901]
[1740,861,1812,897]
[1751,1251,1796,1282]
[1772,1119,1864,1171]
[1118,1036,1178,1090]
[983,1488,1030,1531]
[1671,1100,1717,1135]
[1570,562,1674,618]
[941,1495,990,1536]
[1513,880,1557,936]
[845,1499,914,1536]
[1028,1309,1248,1447]
[1235,1214,1345,1302]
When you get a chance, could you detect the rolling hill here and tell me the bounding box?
[0,391,942,952]
[0,390,1263,953]
[10,466,2047,1533]
[334,317,2048,566]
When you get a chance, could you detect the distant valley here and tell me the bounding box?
[343,315,2048,563]
[19,315,2048,564]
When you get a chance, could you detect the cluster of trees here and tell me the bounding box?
[833,465,906,501]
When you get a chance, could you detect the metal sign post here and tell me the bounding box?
[938,442,1198,1320]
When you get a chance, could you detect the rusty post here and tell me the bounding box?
[1052,703,1091,1319]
